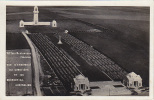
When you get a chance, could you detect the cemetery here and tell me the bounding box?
[6,6,149,96]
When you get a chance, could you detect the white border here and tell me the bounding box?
[0,1,153,100]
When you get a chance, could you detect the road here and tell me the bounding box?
[22,32,42,96]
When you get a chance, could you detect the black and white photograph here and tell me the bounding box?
[5,4,150,96]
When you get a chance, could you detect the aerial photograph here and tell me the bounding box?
[6,6,149,96]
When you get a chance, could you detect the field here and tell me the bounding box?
[6,6,149,87]
[6,33,30,50]
[43,6,149,86]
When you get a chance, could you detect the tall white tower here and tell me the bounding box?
[33,6,39,25]
[19,6,51,27]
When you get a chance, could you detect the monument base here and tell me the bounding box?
[19,21,50,27]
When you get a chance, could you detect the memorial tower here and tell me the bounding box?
[33,6,39,25]
[19,6,51,27]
